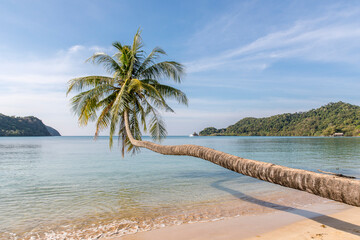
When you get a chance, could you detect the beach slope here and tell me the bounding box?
[109,203,360,240]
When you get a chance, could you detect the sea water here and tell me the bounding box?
[1,136,359,239]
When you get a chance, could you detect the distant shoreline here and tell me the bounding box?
[197,135,360,137]
[1,135,359,137]
[199,102,360,137]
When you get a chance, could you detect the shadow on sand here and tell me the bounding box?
[211,179,360,236]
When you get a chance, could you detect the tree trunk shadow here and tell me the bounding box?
[211,179,360,236]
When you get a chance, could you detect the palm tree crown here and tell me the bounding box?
[67,30,188,156]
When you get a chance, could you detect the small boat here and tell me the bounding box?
[189,132,199,137]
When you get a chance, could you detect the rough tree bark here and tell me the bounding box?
[124,111,360,207]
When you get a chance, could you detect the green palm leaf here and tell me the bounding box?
[67,29,187,154]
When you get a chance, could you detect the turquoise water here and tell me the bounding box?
[1,136,359,239]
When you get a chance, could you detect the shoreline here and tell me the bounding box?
[3,182,352,239]
[106,202,360,240]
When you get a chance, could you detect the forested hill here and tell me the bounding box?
[0,114,61,136]
[199,102,360,137]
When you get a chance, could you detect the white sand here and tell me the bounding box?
[106,202,360,240]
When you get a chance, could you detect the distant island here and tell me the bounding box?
[0,114,61,136]
[200,102,360,137]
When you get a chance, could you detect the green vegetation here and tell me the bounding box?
[200,102,360,136]
[0,114,60,136]
[67,29,187,155]
[199,127,226,135]
[45,126,61,136]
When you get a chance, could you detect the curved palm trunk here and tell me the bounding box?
[124,111,360,207]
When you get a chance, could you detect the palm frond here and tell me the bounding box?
[134,47,166,77]
[141,97,168,141]
[86,53,121,74]
[67,76,114,95]
[149,111,167,141]
[70,84,114,126]
[95,96,116,138]
[141,79,188,105]
[140,61,184,83]
[112,42,123,52]
[132,28,144,54]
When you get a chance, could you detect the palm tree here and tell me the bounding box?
[67,30,187,156]
[67,30,360,207]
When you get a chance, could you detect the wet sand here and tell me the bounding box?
[108,202,360,240]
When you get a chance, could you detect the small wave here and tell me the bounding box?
[1,190,329,240]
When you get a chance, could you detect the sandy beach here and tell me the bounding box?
[107,202,360,240]
[246,207,360,240]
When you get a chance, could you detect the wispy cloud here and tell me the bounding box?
[0,45,110,85]
[186,6,360,73]
[0,44,113,135]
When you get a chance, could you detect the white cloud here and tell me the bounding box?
[186,6,360,73]
[68,45,85,53]
[0,44,109,85]
[0,44,114,135]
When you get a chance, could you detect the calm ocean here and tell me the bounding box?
[1,136,359,239]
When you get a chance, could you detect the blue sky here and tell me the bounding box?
[1,0,360,135]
